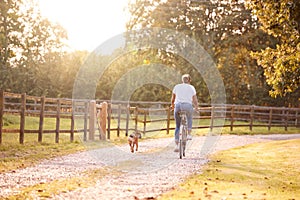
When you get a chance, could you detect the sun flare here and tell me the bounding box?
[39,0,129,51]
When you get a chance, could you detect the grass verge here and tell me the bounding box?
[158,139,300,200]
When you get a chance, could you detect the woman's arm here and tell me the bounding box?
[170,93,176,110]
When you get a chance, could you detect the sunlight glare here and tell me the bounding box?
[39,0,129,51]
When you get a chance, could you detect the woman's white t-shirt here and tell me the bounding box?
[172,83,196,105]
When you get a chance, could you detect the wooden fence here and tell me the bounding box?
[0,91,97,144]
[104,101,300,138]
[0,91,300,144]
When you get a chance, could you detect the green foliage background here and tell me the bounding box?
[0,0,299,107]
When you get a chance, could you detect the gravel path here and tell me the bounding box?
[1,134,300,199]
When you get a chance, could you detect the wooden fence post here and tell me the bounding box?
[0,90,3,144]
[55,99,61,143]
[230,105,234,131]
[107,103,111,140]
[34,99,37,111]
[268,108,272,131]
[134,107,138,132]
[210,106,214,131]
[296,110,299,127]
[83,101,88,141]
[38,96,45,142]
[125,105,129,136]
[285,108,288,131]
[166,107,171,135]
[143,109,147,134]
[89,100,96,140]
[117,104,121,137]
[20,93,26,144]
[70,101,75,142]
[249,105,254,131]
[99,102,107,140]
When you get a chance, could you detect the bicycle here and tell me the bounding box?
[178,111,188,159]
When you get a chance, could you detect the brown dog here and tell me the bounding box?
[128,131,141,153]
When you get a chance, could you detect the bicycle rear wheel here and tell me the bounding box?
[179,125,187,159]
[179,139,183,159]
[182,140,186,157]
[182,127,187,158]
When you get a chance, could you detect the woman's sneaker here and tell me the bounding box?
[174,144,179,152]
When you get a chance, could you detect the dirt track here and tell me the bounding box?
[1,134,300,199]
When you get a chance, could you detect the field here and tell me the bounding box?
[1,114,299,179]
[158,139,300,200]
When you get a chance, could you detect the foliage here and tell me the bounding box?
[124,0,299,106]
[0,0,70,96]
[0,0,299,107]
[245,0,300,98]
[95,47,207,102]
[36,50,89,97]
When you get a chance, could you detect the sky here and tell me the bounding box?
[38,0,130,51]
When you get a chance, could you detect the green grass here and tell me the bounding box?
[1,114,300,199]
[1,114,299,174]
[3,114,66,130]
[190,118,300,136]
[158,139,300,200]
[1,115,95,172]
[221,125,300,135]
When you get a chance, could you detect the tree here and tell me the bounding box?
[125,0,281,105]
[0,0,67,94]
[36,50,88,98]
[245,0,300,98]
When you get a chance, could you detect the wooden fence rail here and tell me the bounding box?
[102,102,300,139]
[0,91,92,144]
[0,91,300,144]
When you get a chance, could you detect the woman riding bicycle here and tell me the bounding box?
[171,74,199,152]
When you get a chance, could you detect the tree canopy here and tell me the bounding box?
[1,0,299,107]
[0,0,68,95]
[245,0,300,98]
[124,0,298,106]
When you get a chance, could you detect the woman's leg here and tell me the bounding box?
[174,104,181,144]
